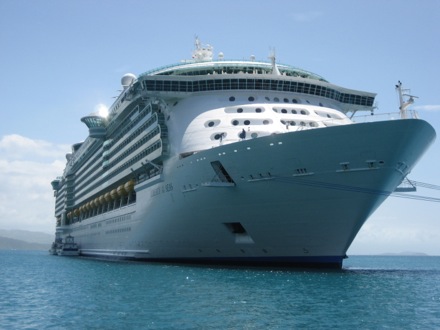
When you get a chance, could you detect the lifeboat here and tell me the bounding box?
[74,209,80,216]
[99,195,105,205]
[110,189,119,199]
[94,198,100,207]
[125,180,135,192]
[104,192,112,202]
[117,184,127,196]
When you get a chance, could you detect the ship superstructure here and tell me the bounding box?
[50,39,435,267]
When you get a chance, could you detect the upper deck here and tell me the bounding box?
[140,59,328,82]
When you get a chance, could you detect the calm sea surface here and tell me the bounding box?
[1,250,439,329]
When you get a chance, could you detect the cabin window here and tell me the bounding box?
[237,108,243,113]
[244,120,250,125]
[232,120,239,126]
[255,108,262,113]
[248,96,255,101]
[229,96,235,102]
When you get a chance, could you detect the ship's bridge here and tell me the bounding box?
[81,115,108,138]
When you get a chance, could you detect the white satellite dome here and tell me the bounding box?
[121,73,137,89]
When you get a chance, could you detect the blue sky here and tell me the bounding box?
[1,0,439,255]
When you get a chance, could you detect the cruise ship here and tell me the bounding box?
[50,38,435,268]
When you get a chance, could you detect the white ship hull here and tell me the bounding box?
[62,119,435,268]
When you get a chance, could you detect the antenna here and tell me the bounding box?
[268,48,280,75]
[396,81,418,119]
[191,37,213,62]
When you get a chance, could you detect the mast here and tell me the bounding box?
[396,81,417,119]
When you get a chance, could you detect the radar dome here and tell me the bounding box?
[121,73,137,89]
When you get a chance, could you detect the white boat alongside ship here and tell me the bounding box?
[49,39,435,268]
[49,235,79,256]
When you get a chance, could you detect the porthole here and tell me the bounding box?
[229,96,235,102]
[263,120,269,125]
[232,120,239,126]
[281,109,287,113]
[310,122,317,127]
[214,133,226,140]
[204,120,220,128]
[280,120,286,125]
[292,99,298,103]
[291,109,297,114]
[327,114,331,118]
[290,121,296,126]
[248,96,255,101]
[300,121,306,126]
[283,98,289,103]
[306,100,310,104]
[300,110,307,115]
[244,120,250,125]
[251,133,258,138]
[265,96,270,101]
[255,108,262,113]
[274,97,280,102]
[237,108,243,113]
[319,102,323,106]
[272,108,278,113]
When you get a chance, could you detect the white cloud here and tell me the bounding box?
[348,208,440,255]
[289,11,323,22]
[0,134,70,161]
[0,134,69,233]
[413,104,440,112]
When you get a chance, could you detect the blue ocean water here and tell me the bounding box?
[1,251,439,329]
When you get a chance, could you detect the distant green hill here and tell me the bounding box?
[0,229,53,250]
[0,236,49,250]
